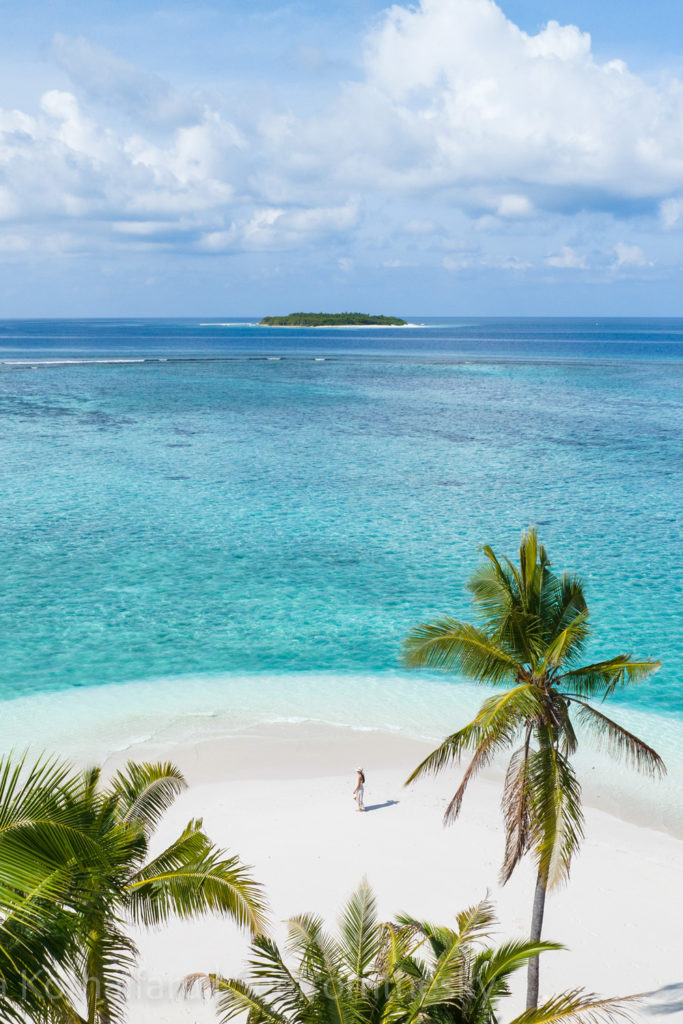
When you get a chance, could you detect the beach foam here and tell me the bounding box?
[5,670,681,836]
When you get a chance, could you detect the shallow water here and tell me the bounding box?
[0,317,681,803]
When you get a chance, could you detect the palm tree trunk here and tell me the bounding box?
[86,923,111,1024]
[86,931,99,1024]
[526,865,548,1010]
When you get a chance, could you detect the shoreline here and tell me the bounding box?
[6,671,682,839]
[101,718,681,836]
[3,687,682,1021]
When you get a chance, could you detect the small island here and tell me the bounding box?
[259,312,407,327]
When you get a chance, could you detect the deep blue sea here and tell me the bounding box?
[1,317,681,798]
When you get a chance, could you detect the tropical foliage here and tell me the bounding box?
[403,528,664,1008]
[259,313,407,326]
[0,753,266,1024]
[185,880,633,1024]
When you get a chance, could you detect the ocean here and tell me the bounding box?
[1,317,681,821]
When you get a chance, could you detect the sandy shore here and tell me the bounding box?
[98,722,683,1024]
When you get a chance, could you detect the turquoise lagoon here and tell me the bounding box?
[0,318,681,821]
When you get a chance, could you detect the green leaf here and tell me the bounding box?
[559,656,661,699]
[403,619,520,684]
[126,820,267,934]
[337,878,381,981]
[526,742,584,889]
[110,761,187,835]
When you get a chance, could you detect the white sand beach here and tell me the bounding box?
[94,722,683,1024]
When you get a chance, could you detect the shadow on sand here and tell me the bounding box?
[363,800,399,813]
[641,983,683,1016]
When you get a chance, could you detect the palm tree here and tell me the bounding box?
[0,753,102,1023]
[184,880,633,1024]
[403,528,664,1010]
[0,753,267,1023]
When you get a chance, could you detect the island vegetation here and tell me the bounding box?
[259,312,407,326]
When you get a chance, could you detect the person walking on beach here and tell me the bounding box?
[353,768,365,812]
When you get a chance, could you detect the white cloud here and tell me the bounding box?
[525,20,591,61]
[40,89,115,162]
[51,34,201,129]
[660,198,683,229]
[0,233,30,252]
[1,4,683,283]
[0,186,20,221]
[495,194,533,218]
[475,214,501,231]
[404,219,436,234]
[348,0,683,201]
[112,220,180,236]
[501,256,531,271]
[613,242,651,268]
[546,246,586,269]
[198,203,359,253]
[0,230,81,255]
[443,253,474,270]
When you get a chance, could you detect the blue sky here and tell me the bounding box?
[2,0,683,315]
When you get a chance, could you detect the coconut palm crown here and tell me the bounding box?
[403,528,664,1008]
[0,754,267,1024]
[185,880,634,1024]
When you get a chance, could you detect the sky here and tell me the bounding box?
[2,0,683,316]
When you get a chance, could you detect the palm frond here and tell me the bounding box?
[466,939,565,1021]
[540,612,590,673]
[399,926,469,1023]
[396,899,496,1015]
[475,938,564,989]
[467,554,517,624]
[0,880,84,1024]
[454,898,498,945]
[406,684,541,789]
[126,819,267,934]
[508,989,637,1024]
[443,686,544,824]
[337,878,381,980]
[110,761,187,834]
[442,738,500,826]
[286,912,341,977]
[403,619,520,684]
[519,528,541,603]
[404,728,479,785]
[247,936,310,1019]
[375,921,423,977]
[285,914,351,1024]
[82,919,137,1024]
[543,576,588,654]
[526,743,584,889]
[394,916,458,960]
[559,657,660,699]
[567,700,665,776]
[0,754,109,883]
[183,973,290,1024]
[501,744,532,884]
